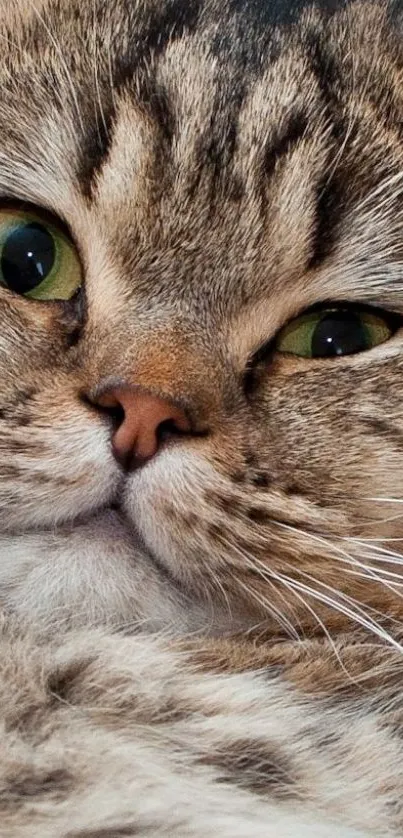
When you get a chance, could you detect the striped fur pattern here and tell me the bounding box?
[1,0,403,834]
[0,615,399,838]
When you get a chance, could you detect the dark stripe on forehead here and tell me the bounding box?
[58,0,344,202]
[304,25,348,268]
[264,110,309,179]
[69,0,203,199]
[77,101,117,201]
[112,0,203,92]
[308,173,345,268]
[228,0,352,27]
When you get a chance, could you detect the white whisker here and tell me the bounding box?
[276,571,403,655]
[217,516,403,653]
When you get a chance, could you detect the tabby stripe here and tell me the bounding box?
[264,111,309,179]
[77,101,117,201]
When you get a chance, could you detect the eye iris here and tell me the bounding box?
[311,310,368,357]
[1,222,56,295]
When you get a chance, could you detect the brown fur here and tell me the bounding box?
[1,0,403,638]
[1,0,403,833]
[0,614,399,837]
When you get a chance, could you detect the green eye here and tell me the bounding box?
[0,209,82,300]
[276,307,394,358]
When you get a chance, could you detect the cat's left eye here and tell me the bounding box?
[275,306,396,358]
[0,208,82,301]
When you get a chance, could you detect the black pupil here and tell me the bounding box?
[1,222,55,294]
[311,310,368,357]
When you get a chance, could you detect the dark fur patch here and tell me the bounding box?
[0,439,38,454]
[308,172,346,267]
[303,27,350,267]
[251,472,271,488]
[244,451,259,468]
[112,0,203,91]
[247,506,270,523]
[0,464,23,478]
[47,658,94,704]
[14,414,32,427]
[228,0,343,28]
[199,737,296,797]
[7,768,73,802]
[230,470,247,484]
[209,491,244,515]
[264,111,309,179]
[77,101,117,201]
[360,416,403,443]
[207,521,225,539]
[9,387,37,407]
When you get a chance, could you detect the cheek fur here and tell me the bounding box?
[0,387,120,529]
[0,298,121,529]
[125,413,403,636]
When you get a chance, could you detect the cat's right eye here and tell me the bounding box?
[0,208,82,301]
[275,305,398,359]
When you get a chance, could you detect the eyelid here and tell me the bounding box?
[247,301,402,369]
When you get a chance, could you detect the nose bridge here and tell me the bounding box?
[86,318,222,420]
[86,323,223,467]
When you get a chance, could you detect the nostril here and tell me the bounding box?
[80,391,125,430]
[156,417,190,446]
[81,383,205,468]
[102,402,125,431]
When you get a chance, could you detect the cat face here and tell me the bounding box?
[1,0,403,636]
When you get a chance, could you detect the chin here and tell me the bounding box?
[0,510,234,637]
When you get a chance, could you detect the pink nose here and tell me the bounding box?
[96,385,191,465]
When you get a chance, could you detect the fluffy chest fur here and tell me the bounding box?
[1,0,403,835]
[2,618,403,838]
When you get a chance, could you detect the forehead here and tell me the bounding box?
[0,0,403,326]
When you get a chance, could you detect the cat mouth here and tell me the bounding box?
[7,500,131,538]
[91,504,184,587]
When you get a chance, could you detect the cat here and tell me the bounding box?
[1,0,403,834]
